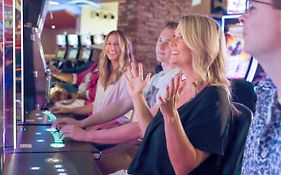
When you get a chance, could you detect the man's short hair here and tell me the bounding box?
[165,21,178,30]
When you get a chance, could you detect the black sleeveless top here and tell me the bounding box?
[128,86,231,175]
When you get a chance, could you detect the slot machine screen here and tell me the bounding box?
[94,34,105,45]
[67,34,79,46]
[67,48,78,61]
[227,0,247,14]
[79,48,92,61]
[222,15,255,80]
[80,35,92,46]
[56,35,66,46]
[56,49,66,60]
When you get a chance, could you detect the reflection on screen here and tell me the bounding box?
[227,0,247,14]
[94,34,104,45]
[56,50,66,59]
[81,35,92,46]
[80,49,91,61]
[223,15,252,79]
[67,34,79,46]
[67,49,78,61]
[56,35,66,46]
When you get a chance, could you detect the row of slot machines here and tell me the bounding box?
[51,15,262,81]
[221,15,260,82]
[2,110,103,175]
[56,16,260,81]
[52,34,105,69]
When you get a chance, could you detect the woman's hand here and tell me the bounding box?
[52,117,81,129]
[125,62,151,98]
[50,106,72,114]
[59,125,88,142]
[159,75,182,119]
[48,64,60,75]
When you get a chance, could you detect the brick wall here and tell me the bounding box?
[118,0,192,74]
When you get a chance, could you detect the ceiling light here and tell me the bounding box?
[30,167,41,170]
[49,1,60,5]
[69,0,101,9]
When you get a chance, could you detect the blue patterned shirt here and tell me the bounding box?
[242,77,281,175]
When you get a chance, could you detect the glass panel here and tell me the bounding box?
[15,0,22,122]
[0,0,3,156]
[0,0,3,171]
[3,0,15,149]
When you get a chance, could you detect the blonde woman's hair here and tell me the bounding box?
[98,30,134,87]
[179,15,231,99]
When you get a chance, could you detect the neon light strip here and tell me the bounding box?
[221,14,241,32]
[20,0,24,123]
[1,0,5,150]
[13,0,16,150]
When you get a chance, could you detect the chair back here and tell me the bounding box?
[220,102,252,175]
[231,79,257,113]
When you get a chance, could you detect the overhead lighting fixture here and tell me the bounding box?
[192,0,201,6]
[50,11,54,20]
[49,1,60,5]
[69,0,101,9]
[30,167,41,170]
[50,11,56,30]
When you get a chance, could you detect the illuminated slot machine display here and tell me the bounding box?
[55,34,67,61]
[222,14,258,82]
[94,34,105,45]
[78,34,93,64]
[65,34,80,64]
[227,0,247,14]
[4,109,102,175]
[15,125,97,152]
[15,109,99,155]
[17,110,58,125]
[3,152,102,175]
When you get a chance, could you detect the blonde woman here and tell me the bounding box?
[126,15,232,175]
[93,30,134,125]
[53,30,134,128]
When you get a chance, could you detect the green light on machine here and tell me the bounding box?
[50,143,65,148]
[43,111,57,122]
[50,130,65,148]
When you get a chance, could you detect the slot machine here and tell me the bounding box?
[55,35,67,61]
[222,14,258,82]
[222,14,259,112]
[64,34,79,68]
[2,1,107,174]
[77,34,93,67]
